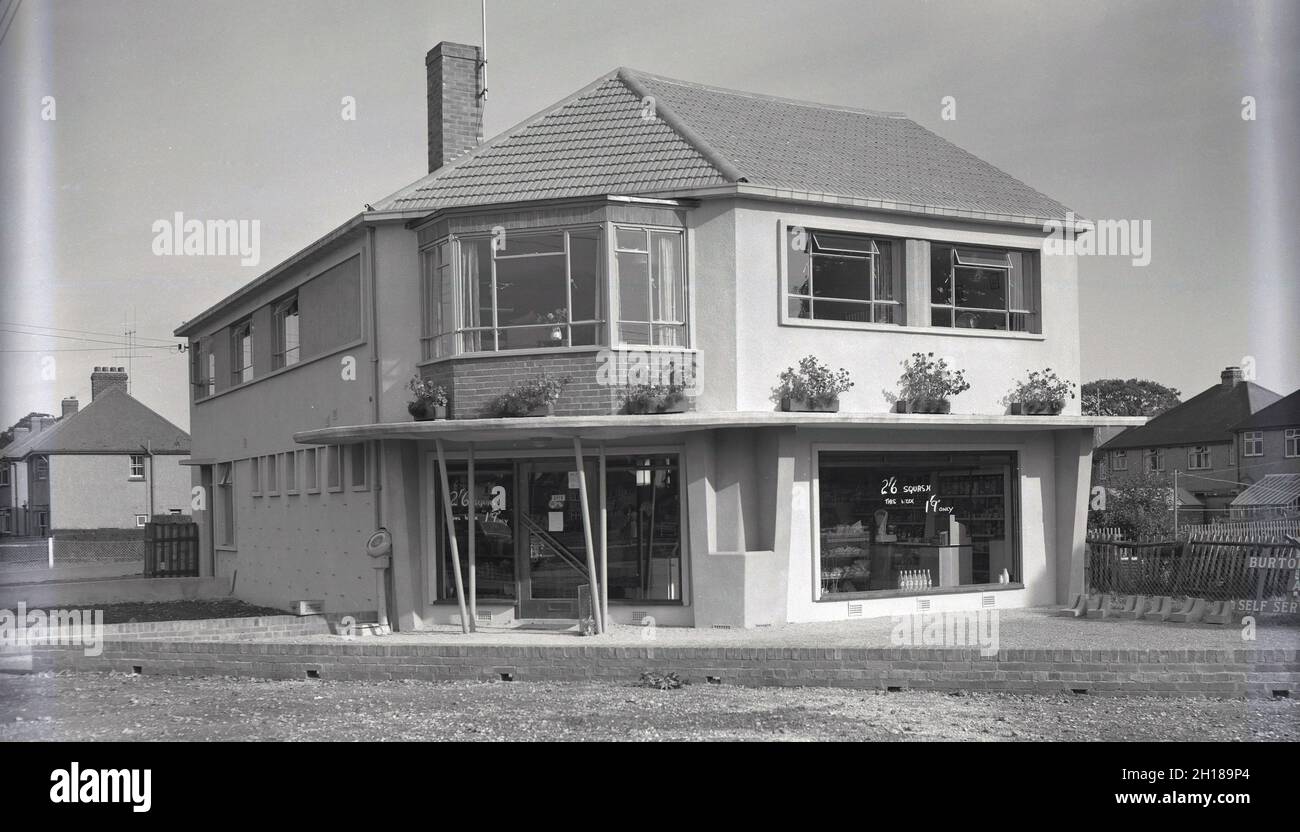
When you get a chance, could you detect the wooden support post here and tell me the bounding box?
[467,444,477,627]
[434,439,471,634]
[598,442,609,627]
[572,437,604,634]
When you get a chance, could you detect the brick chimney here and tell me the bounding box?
[1220,366,1244,389]
[61,396,79,417]
[427,42,483,173]
[91,366,128,400]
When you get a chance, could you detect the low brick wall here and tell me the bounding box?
[95,614,333,642]
[29,642,1300,699]
[424,352,621,418]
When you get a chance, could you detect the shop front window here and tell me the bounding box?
[816,450,1019,598]
[603,455,682,601]
[439,462,518,602]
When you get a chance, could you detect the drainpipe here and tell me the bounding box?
[140,441,154,520]
[366,224,393,629]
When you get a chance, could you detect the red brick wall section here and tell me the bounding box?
[424,353,624,418]
[30,643,1300,699]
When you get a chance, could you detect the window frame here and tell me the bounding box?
[930,245,1036,332]
[265,454,280,496]
[326,445,344,493]
[1188,445,1212,470]
[129,454,145,480]
[33,456,48,481]
[1109,450,1128,472]
[231,318,254,385]
[216,462,235,548]
[349,443,369,492]
[1285,428,1299,458]
[1143,447,1164,473]
[286,450,299,495]
[249,456,262,497]
[1242,430,1264,457]
[134,514,148,528]
[272,294,301,370]
[613,225,688,347]
[422,225,612,359]
[784,227,903,327]
[304,447,320,494]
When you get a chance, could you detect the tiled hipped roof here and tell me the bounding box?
[1100,382,1282,451]
[373,69,1074,222]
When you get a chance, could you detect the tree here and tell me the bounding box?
[1089,468,1176,540]
[1081,378,1181,417]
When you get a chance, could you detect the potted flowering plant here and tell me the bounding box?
[488,374,569,417]
[407,376,448,421]
[1007,369,1075,415]
[622,381,690,414]
[893,352,970,414]
[774,356,854,412]
[541,308,568,345]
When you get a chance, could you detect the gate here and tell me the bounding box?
[145,518,200,577]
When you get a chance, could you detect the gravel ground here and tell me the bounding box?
[1,671,1296,741]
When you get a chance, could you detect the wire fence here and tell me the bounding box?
[1086,535,1300,603]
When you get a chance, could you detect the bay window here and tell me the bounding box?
[423,228,605,358]
[930,245,1040,332]
[614,226,686,346]
[786,228,903,325]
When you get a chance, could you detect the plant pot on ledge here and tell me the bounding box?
[1010,400,1064,416]
[781,395,839,413]
[627,394,688,415]
[408,401,448,421]
[895,398,951,414]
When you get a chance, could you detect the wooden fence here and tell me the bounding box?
[144,519,200,577]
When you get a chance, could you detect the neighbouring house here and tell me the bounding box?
[0,367,192,537]
[173,41,1140,629]
[1231,387,1300,488]
[1096,367,1282,524]
[0,412,60,536]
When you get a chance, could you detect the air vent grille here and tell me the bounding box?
[847,602,863,618]
[917,599,931,611]
[982,595,996,608]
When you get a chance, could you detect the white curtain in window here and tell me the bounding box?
[652,232,682,345]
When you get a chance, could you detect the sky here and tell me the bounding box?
[1,0,1297,432]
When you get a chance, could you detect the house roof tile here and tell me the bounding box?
[1100,381,1282,450]
[372,68,1074,223]
[1231,388,1300,431]
[19,389,190,456]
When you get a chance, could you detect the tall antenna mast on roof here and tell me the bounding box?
[479,0,487,143]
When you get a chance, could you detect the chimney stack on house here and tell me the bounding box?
[61,397,79,417]
[427,41,484,173]
[30,415,58,433]
[1220,366,1244,389]
[91,366,128,400]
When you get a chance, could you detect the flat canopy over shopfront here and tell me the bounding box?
[295,411,1145,446]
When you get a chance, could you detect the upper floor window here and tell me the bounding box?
[423,228,605,358]
[1286,428,1299,458]
[129,455,145,479]
[231,319,253,385]
[614,226,685,346]
[273,296,301,369]
[190,341,216,402]
[930,245,1040,333]
[1188,445,1212,470]
[33,456,48,480]
[1144,448,1164,473]
[1242,431,1263,457]
[786,229,902,325]
[1109,450,1127,471]
[0,464,8,486]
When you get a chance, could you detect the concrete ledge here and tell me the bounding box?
[28,641,1300,699]
[0,577,228,608]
